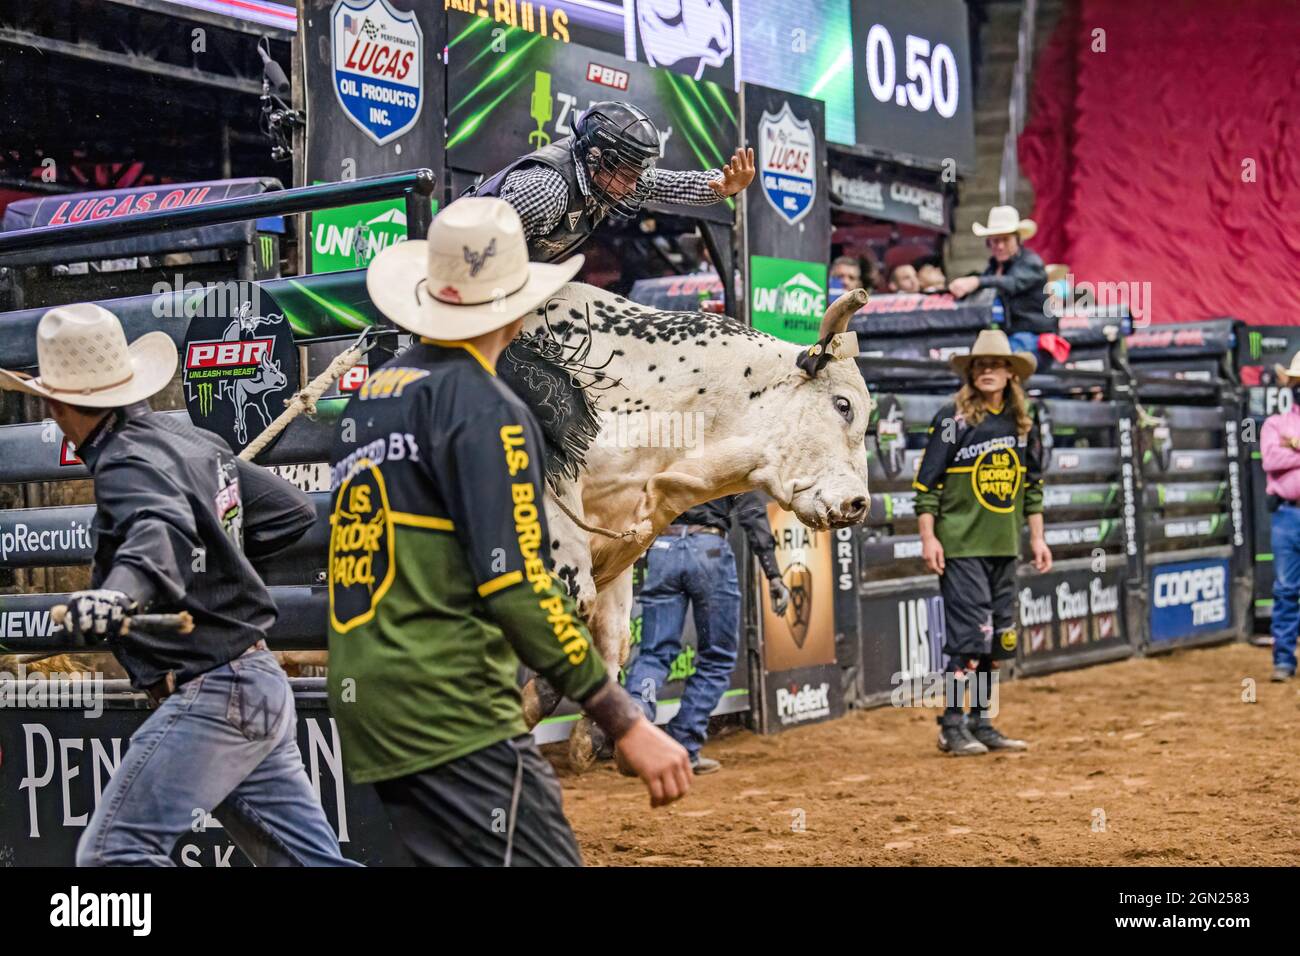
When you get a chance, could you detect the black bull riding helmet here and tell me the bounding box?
[574,101,661,220]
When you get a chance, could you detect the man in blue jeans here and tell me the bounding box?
[1,303,353,866]
[622,493,788,774]
[1261,354,1300,681]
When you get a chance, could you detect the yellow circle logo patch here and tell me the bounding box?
[971,444,1023,514]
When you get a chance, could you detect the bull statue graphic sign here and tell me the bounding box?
[182,292,299,455]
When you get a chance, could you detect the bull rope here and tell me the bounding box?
[238,333,369,462]
[545,487,637,540]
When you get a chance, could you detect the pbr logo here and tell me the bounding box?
[182,302,299,453]
[331,0,423,147]
[758,102,815,226]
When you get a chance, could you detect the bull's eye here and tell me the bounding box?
[834,395,853,423]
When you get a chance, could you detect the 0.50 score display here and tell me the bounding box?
[862,23,960,119]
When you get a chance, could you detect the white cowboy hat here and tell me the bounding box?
[0,303,177,408]
[365,196,584,339]
[1275,351,1300,384]
[972,204,1038,241]
[950,329,1037,381]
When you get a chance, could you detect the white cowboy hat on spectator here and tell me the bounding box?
[950,329,1037,382]
[366,196,584,340]
[0,303,177,407]
[972,205,1038,241]
[1274,351,1300,384]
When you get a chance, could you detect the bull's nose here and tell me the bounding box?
[839,496,868,523]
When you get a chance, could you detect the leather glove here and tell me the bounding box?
[768,577,791,617]
[62,589,135,642]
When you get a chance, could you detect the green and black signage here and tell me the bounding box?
[742,84,829,340]
[299,0,445,271]
[445,10,738,224]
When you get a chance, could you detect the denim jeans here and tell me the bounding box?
[623,532,741,759]
[77,648,356,866]
[1272,504,1300,673]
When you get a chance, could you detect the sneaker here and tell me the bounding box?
[937,724,988,756]
[691,755,722,775]
[968,720,1029,751]
[1271,666,1294,683]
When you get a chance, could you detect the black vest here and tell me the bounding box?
[471,137,598,263]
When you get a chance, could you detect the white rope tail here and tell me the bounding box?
[239,339,367,462]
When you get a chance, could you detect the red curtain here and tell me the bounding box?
[1019,0,1300,325]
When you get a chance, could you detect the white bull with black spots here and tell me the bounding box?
[515,282,873,768]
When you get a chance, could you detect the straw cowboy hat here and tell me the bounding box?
[366,196,584,339]
[1274,351,1300,384]
[0,303,177,407]
[972,204,1038,241]
[950,329,1037,381]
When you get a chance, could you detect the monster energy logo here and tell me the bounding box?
[259,235,275,273]
[1250,331,1263,360]
[197,381,214,416]
[529,70,553,148]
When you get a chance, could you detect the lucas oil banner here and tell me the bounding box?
[742,86,829,340]
[300,0,444,272]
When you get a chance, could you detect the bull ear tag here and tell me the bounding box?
[795,332,859,378]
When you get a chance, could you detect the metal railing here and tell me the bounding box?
[999,0,1038,206]
[0,169,437,265]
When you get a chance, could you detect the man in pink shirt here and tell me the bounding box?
[1260,356,1300,681]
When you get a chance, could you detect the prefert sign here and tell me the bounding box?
[185,339,274,369]
[586,62,629,90]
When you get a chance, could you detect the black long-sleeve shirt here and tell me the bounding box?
[672,492,782,580]
[978,246,1053,335]
[77,403,314,689]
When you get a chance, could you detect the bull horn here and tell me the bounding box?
[817,288,868,341]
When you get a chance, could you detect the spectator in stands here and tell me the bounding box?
[888,262,921,294]
[830,255,864,292]
[915,256,948,292]
[948,205,1055,357]
[863,252,886,293]
[914,330,1051,755]
[1261,353,1300,682]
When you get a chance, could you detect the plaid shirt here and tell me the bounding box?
[499,155,723,238]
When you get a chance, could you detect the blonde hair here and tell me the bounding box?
[955,372,1033,436]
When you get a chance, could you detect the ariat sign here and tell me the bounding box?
[775,682,830,724]
[1150,559,1229,641]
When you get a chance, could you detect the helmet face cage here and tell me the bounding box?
[587,142,657,219]
[576,105,660,220]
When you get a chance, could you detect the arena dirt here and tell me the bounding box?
[555,642,1299,866]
